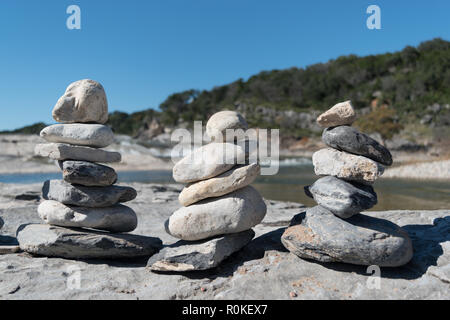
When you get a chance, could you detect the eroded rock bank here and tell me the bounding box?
[0,182,449,299]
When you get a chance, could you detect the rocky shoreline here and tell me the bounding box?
[0,182,448,299]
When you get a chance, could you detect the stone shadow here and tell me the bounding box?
[0,235,19,245]
[151,227,289,280]
[308,216,450,280]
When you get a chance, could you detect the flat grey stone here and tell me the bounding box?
[17,224,162,260]
[59,160,117,186]
[42,180,137,208]
[179,163,260,206]
[148,229,255,271]
[35,143,121,163]
[40,124,114,148]
[305,176,377,218]
[281,206,414,267]
[322,126,393,166]
[52,79,108,124]
[206,111,248,142]
[167,186,267,241]
[312,148,384,184]
[38,200,137,233]
[173,142,246,183]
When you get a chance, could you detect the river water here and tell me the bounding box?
[1,164,449,211]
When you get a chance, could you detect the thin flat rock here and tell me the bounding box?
[42,180,137,207]
[35,143,121,163]
[179,163,260,206]
[17,224,162,260]
[40,124,114,148]
[148,230,255,271]
[322,126,393,166]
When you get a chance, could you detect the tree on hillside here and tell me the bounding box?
[355,106,404,145]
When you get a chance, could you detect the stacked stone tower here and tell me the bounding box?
[282,101,413,267]
[17,79,162,259]
[148,111,266,271]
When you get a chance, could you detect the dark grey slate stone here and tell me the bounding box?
[148,229,255,271]
[322,126,393,166]
[59,160,117,186]
[304,176,377,218]
[17,224,162,259]
[281,206,413,267]
[42,180,137,208]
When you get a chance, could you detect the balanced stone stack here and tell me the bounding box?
[282,101,414,267]
[17,79,162,259]
[148,111,266,271]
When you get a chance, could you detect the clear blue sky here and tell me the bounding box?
[0,0,449,130]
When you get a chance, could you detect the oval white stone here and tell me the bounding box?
[206,110,248,142]
[38,200,137,233]
[179,163,260,206]
[167,186,267,241]
[40,124,114,148]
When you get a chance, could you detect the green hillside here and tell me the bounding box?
[4,38,449,140]
[112,38,450,138]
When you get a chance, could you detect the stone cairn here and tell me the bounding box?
[17,79,162,260]
[148,111,267,271]
[282,101,414,267]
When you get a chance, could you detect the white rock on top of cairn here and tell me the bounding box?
[52,79,109,124]
[206,110,248,142]
[282,100,413,267]
[17,79,162,259]
[148,110,266,271]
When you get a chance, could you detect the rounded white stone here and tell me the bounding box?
[206,111,248,142]
[38,200,137,233]
[52,79,108,124]
[167,186,267,241]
